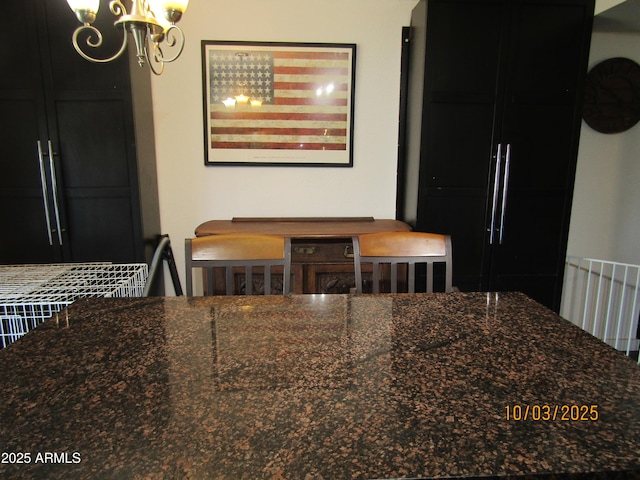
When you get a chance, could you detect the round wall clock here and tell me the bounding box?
[583,57,640,134]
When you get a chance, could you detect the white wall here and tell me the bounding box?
[567,30,640,265]
[151,0,640,293]
[595,0,628,15]
[150,0,418,291]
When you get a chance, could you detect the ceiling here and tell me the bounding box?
[594,0,640,32]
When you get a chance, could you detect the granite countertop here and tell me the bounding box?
[1,292,640,479]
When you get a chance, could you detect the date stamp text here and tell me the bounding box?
[505,404,599,421]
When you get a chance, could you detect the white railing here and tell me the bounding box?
[561,256,640,362]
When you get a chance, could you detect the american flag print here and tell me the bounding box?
[203,42,355,165]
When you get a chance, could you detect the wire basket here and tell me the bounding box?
[0,263,148,348]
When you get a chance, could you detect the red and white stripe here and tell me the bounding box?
[208,50,351,151]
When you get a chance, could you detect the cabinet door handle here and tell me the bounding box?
[489,143,502,245]
[47,141,64,246]
[37,141,54,246]
[499,144,511,245]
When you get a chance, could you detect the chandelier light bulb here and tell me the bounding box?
[165,0,190,12]
[67,0,100,24]
[151,0,189,23]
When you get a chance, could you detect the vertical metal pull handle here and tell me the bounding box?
[499,144,511,245]
[47,140,64,246]
[37,141,54,246]
[489,143,502,245]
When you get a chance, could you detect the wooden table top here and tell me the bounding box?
[195,217,411,238]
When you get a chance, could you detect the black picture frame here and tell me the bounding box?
[202,40,356,167]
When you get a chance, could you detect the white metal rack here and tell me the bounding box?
[0,263,148,348]
[562,256,640,362]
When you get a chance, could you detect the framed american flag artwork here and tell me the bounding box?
[201,41,356,167]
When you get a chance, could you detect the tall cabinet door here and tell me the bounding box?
[42,0,144,262]
[490,1,594,308]
[403,0,594,311]
[0,0,57,263]
[414,0,509,292]
[0,0,155,265]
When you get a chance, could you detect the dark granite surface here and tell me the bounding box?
[1,292,640,479]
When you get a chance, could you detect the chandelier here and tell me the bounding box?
[66,0,189,75]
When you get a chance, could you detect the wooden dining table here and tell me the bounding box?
[1,291,640,479]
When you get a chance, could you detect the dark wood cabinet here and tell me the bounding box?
[0,0,160,265]
[398,0,594,311]
[291,239,360,294]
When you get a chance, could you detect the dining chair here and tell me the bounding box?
[353,231,453,293]
[185,234,292,296]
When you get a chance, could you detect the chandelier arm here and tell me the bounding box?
[146,42,165,76]
[71,25,129,64]
[109,0,126,16]
[157,25,185,63]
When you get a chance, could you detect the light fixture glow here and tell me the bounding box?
[150,0,189,23]
[67,0,100,24]
[221,52,263,108]
[316,83,335,96]
[66,0,188,75]
[235,93,249,105]
[222,98,236,108]
[67,0,100,15]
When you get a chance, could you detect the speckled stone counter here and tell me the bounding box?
[1,292,640,479]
